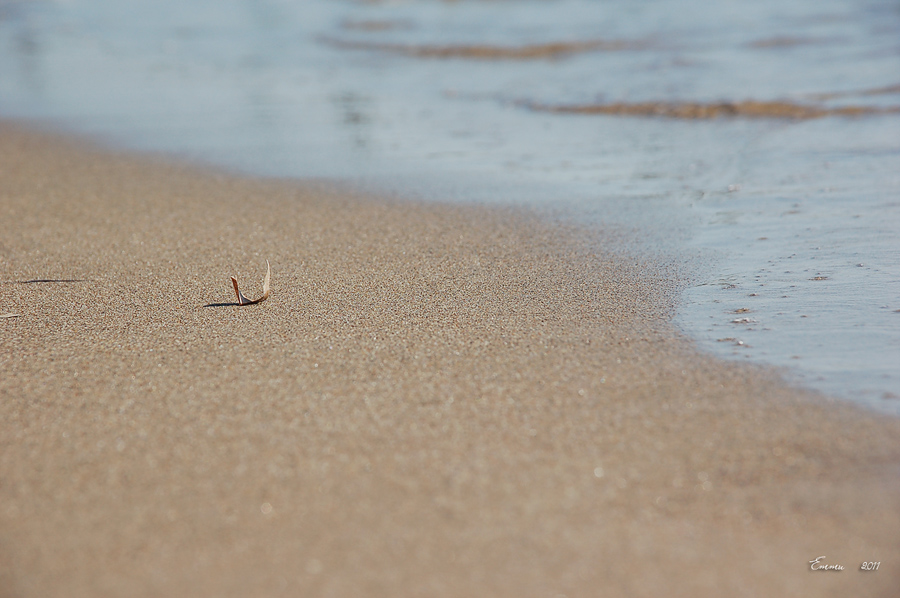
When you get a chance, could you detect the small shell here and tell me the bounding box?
[231,260,270,306]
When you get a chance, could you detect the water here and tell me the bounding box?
[2,0,898,413]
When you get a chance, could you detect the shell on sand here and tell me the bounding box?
[231,260,270,306]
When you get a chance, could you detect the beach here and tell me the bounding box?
[1,123,899,597]
[3,0,899,408]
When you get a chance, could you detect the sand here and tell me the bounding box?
[1,122,899,597]
[323,37,639,59]
[523,99,900,120]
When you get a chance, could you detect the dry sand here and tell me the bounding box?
[1,122,899,597]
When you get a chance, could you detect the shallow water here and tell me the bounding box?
[2,0,898,413]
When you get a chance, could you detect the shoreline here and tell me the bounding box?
[2,122,899,597]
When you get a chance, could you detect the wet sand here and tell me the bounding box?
[523,99,900,120]
[1,122,899,597]
[322,37,641,59]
